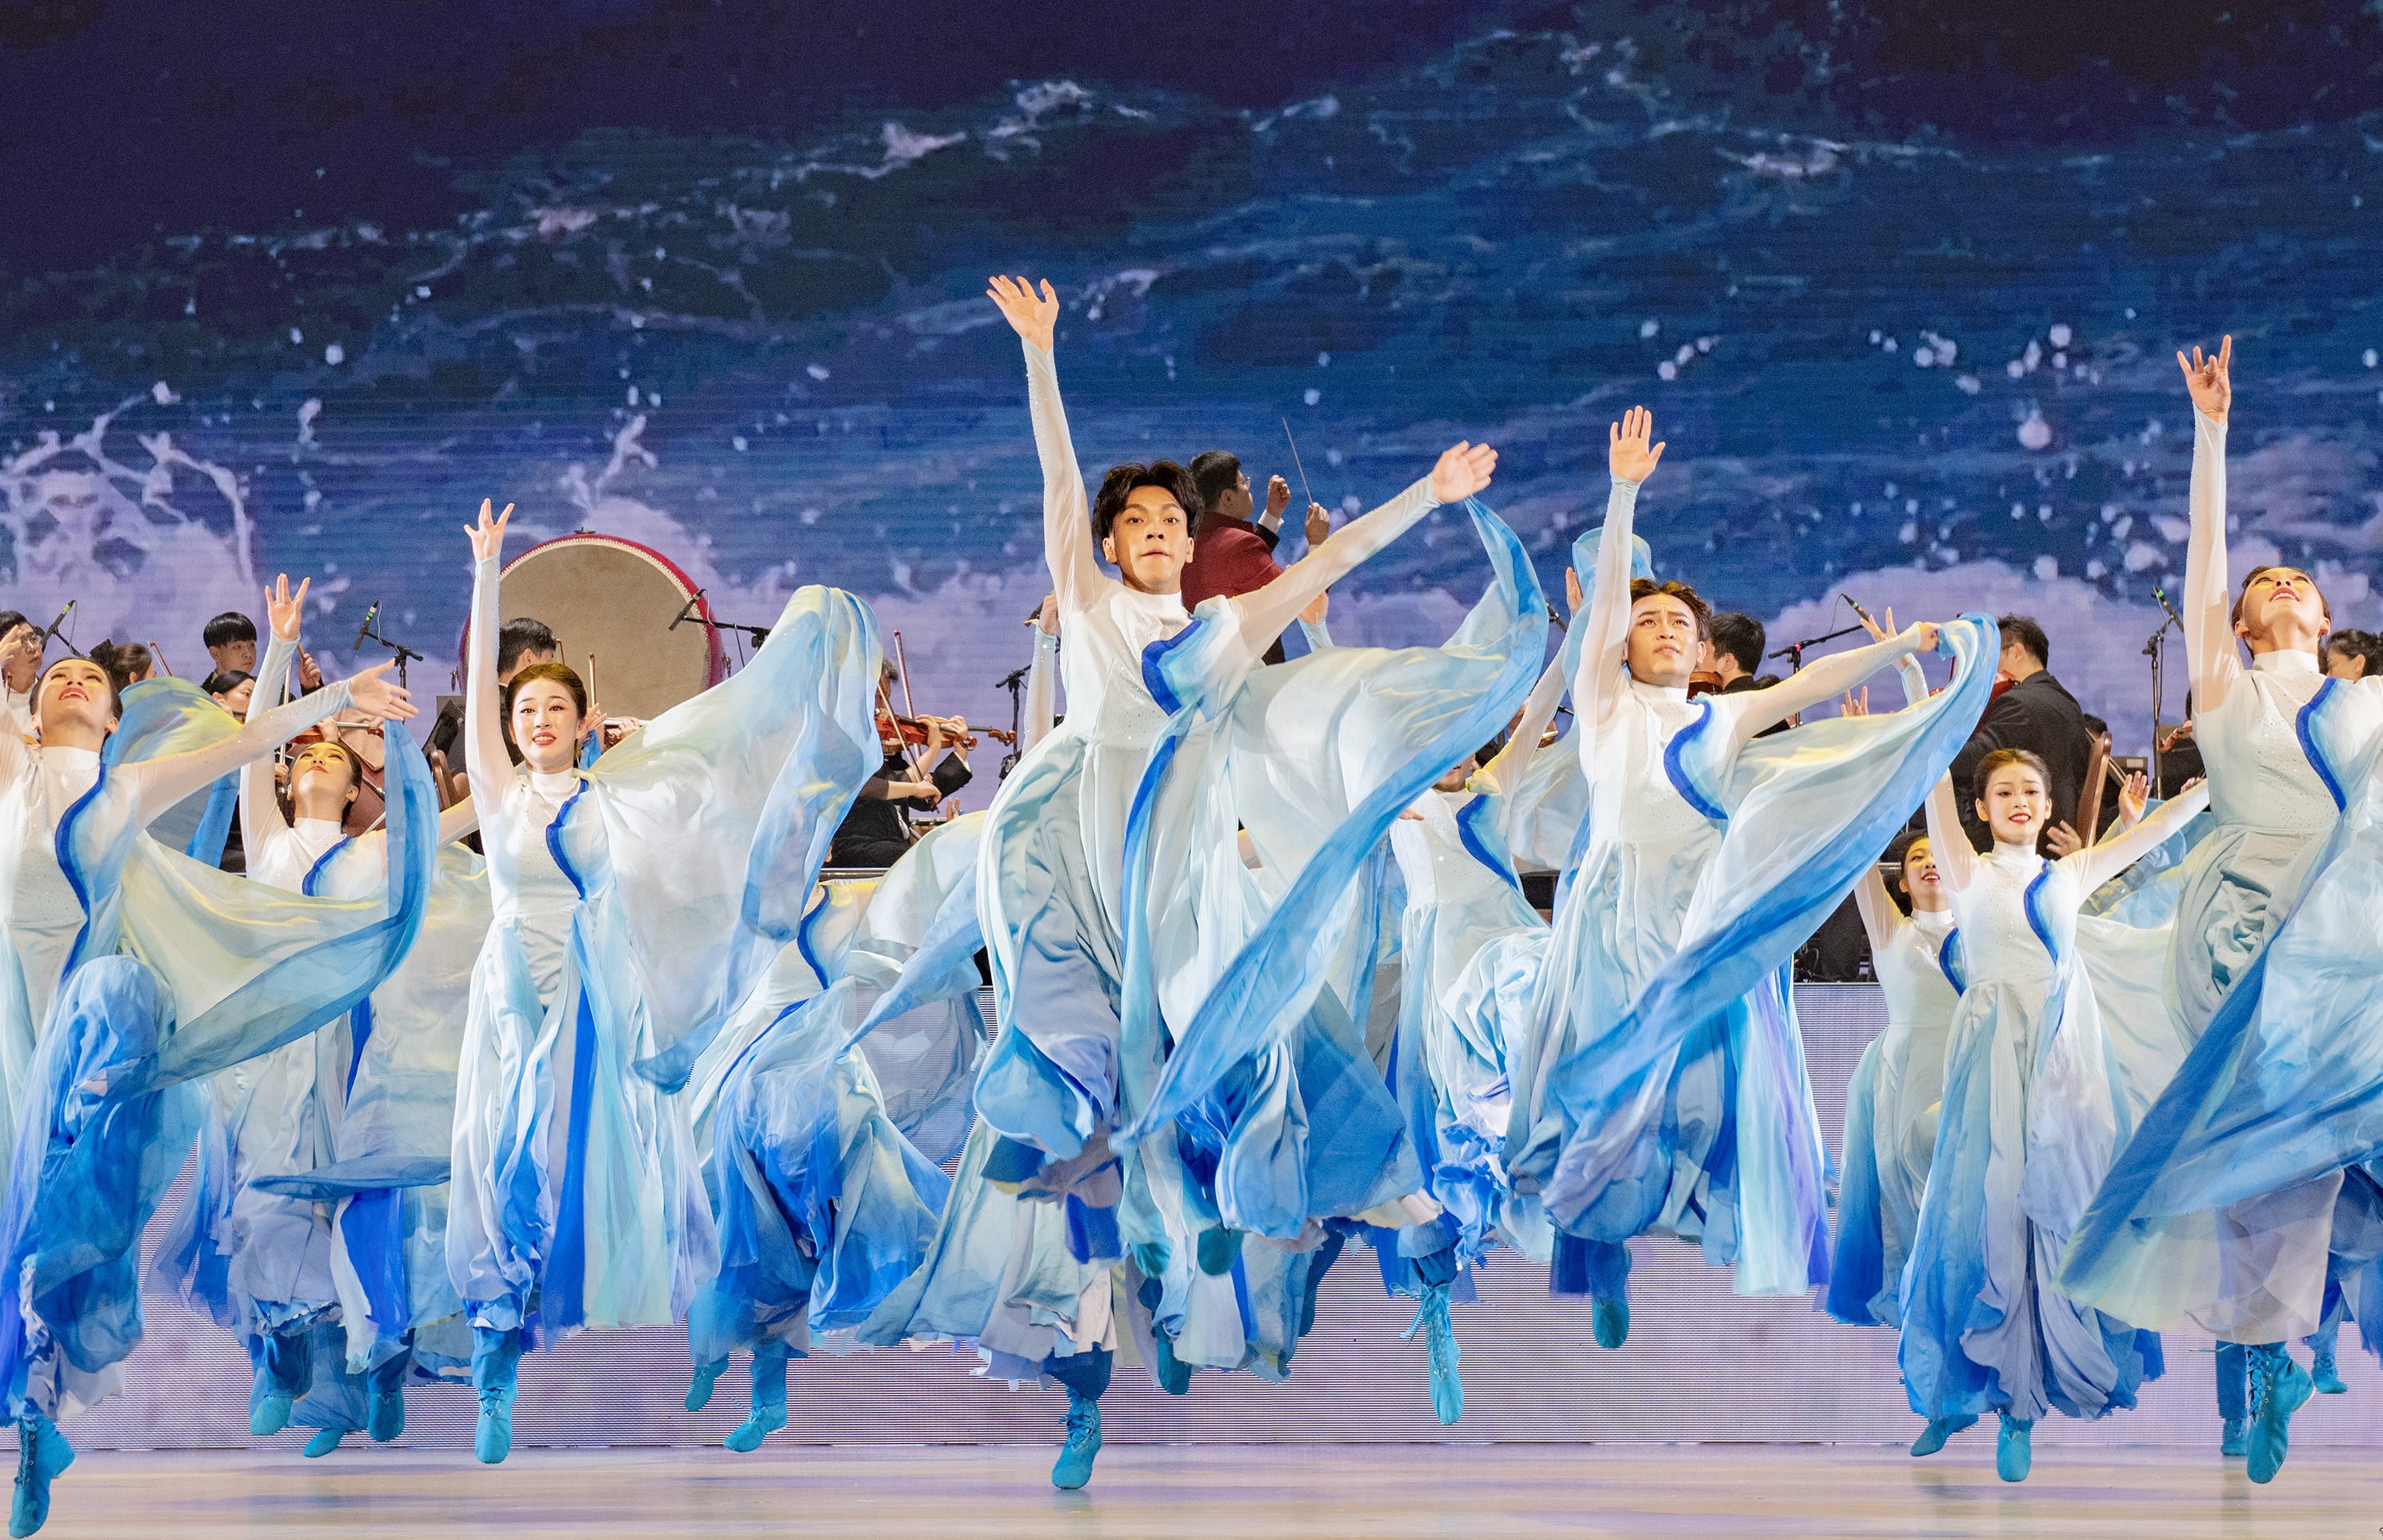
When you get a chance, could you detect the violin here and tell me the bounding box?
[876,711,1015,751]
[1687,666,1724,698]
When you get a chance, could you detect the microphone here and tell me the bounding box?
[1841,592,1876,627]
[353,601,380,650]
[37,601,74,644]
[669,592,702,632]
[2152,585,2181,622]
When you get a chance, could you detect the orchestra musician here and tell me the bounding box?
[829,660,974,867]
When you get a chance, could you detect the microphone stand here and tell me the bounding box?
[2144,591,2181,794]
[1768,621,1866,674]
[668,590,772,650]
[994,660,1032,781]
[354,604,424,692]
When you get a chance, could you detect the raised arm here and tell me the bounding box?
[437,795,479,846]
[462,500,517,813]
[1717,624,1937,746]
[1020,595,1059,754]
[1295,589,1333,654]
[1849,862,1906,955]
[238,635,300,847]
[1921,771,1979,894]
[2065,779,2210,894]
[1230,438,1495,654]
[2179,338,2239,714]
[1478,655,1567,798]
[1574,407,1665,741]
[990,277,1106,613]
[126,670,410,820]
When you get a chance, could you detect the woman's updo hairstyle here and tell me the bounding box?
[1973,746,2051,802]
[201,668,253,700]
[1090,460,1199,542]
[502,660,589,720]
[1628,576,1713,640]
[88,640,154,695]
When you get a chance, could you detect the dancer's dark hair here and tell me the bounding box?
[1091,461,1199,542]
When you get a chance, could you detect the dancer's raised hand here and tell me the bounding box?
[1902,620,1942,654]
[346,661,418,723]
[263,574,310,643]
[1429,441,1497,504]
[1841,687,1870,718]
[1609,406,1665,484]
[1300,590,1329,626]
[2118,770,2151,830]
[1565,566,1583,615]
[465,499,514,562]
[1857,604,1895,643]
[988,275,1060,354]
[2177,335,2231,424]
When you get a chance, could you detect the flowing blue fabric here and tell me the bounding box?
[185,775,238,866]
[1824,1038,1889,1325]
[0,710,437,1418]
[2064,678,2383,1333]
[1528,617,1997,1296]
[1114,501,1546,1162]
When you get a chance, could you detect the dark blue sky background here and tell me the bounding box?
[3,1,2380,770]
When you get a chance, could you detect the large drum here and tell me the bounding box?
[471,534,728,720]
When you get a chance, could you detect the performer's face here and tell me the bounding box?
[1974,766,2049,846]
[2326,645,2367,681]
[1625,594,1699,687]
[1102,486,1194,594]
[211,678,255,716]
[510,678,583,774]
[1901,836,1947,910]
[290,741,362,812]
[2233,566,2327,652]
[33,658,115,740]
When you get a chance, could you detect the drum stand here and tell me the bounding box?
[355,603,424,690]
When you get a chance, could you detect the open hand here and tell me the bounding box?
[1429,441,1497,504]
[2118,770,2150,829]
[1609,406,1665,484]
[2177,336,2231,424]
[465,499,514,562]
[346,661,417,723]
[987,275,1060,354]
[2045,822,2083,858]
[1857,604,1894,644]
[1300,590,1329,626]
[263,574,310,643]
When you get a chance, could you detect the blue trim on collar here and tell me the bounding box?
[545,776,591,900]
[1936,926,1966,994]
[1138,615,1206,717]
[301,835,358,898]
[2022,865,2060,966]
[2296,677,2347,812]
[54,759,106,970]
[1661,699,1729,822]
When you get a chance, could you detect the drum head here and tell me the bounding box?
[492,535,724,720]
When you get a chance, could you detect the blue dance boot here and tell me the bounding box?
[2310,1342,2347,1396]
[471,1326,522,1466]
[9,1414,73,1538]
[1591,1298,1629,1350]
[2247,1343,2313,1485]
[301,1429,346,1458]
[366,1346,410,1443]
[723,1346,790,1453]
[249,1328,311,1436]
[1401,1282,1463,1426]
[1045,1347,1111,1491]
[685,1359,729,1414]
[1909,1414,1976,1457]
[1995,1414,2032,1482]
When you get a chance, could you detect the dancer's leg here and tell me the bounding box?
[366,1334,412,1442]
[470,1323,523,1465]
[2246,1341,2314,1484]
[1044,1346,1111,1490]
[249,1327,313,1436]
[2215,1340,2249,1454]
[722,1342,794,1453]
[1551,1234,1631,1349]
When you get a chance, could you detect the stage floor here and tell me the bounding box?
[30,1443,2383,1538]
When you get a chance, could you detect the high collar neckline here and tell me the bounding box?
[2252,649,2319,677]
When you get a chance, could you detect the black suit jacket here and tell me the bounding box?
[1948,670,2101,853]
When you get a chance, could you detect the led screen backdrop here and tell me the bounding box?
[7,2,2383,802]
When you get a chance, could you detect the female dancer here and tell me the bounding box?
[865,274,1503,1490]
[446,500,880,1465]
[1901,747,2206,1479]
[2062,338,2383,1484]
[680,603,1063,1450]
[1826,628,1961,1330]
[1505,410,1991,1346]
[158,576,485,1457]
[0,647,422,1536]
